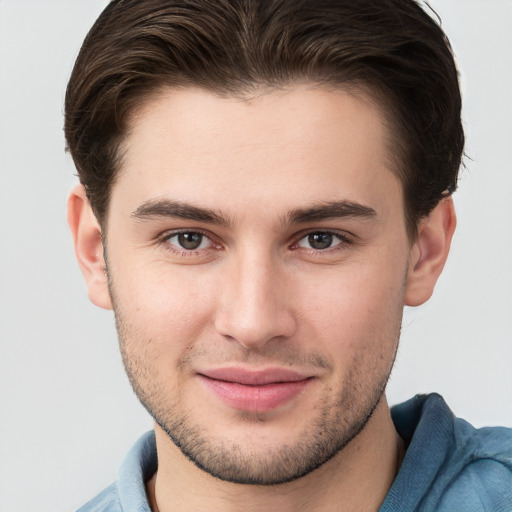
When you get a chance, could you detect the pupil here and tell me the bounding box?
[178,232,202,250]
[308,232,332,250]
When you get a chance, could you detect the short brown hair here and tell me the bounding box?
[64,0,464,238]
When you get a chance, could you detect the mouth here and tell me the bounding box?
[196,367,314,412]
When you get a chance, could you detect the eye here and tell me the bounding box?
[296,231,345,250]
[165,231,213,251]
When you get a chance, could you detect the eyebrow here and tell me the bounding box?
[131,198,377,226]
[132,199,230,226]
[286,201,377,224]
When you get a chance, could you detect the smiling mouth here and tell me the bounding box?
[197,367,314,412]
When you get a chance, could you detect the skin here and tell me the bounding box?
[68,85,456,511]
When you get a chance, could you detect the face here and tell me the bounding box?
[104,86,412,484]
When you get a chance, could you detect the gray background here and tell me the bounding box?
[1,1,511,510]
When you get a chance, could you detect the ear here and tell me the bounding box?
[405,197,456,307]
[67,185,113,310]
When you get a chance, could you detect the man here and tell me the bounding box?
[65,0,512,510]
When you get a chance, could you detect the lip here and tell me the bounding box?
[197,367,313,412]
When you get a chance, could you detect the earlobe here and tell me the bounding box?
[404,197,456,307]
[67,185,113,310]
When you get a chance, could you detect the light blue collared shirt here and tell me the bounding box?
[77,394,512,511]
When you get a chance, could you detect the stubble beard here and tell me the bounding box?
[149,368,391,485]
[108,273,402,486]
[116,326,398,485]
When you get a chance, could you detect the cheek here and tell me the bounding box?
[111,262,220,356]
[296,259,406,356]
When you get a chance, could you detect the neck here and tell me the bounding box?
[147,395,403,512]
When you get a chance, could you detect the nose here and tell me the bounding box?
[214,250,297,350]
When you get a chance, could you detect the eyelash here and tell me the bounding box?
[290,230,354,256]
[158,229,354,257]
[159,229,220,257]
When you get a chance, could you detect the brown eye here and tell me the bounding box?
[166,231,212,251]
[177,232,203,250]
[308,233,333,249]
[297,232,344,250]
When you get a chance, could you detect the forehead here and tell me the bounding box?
[111,85,402,223]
